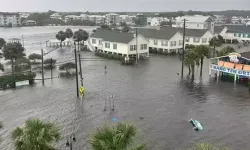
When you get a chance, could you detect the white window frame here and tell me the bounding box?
[194,38,200,43]
[143,44,147,49]
[140,44,143,50]
[133,45,137,50]
[197,24,199,27]
[164,41,168,46]
[99,40,102,45]
[105,42,110,48]
[154,40,158,45]
[202,38,207,43]
[170,41,176,47]
[113,43,117,50]
[179,40,182,46]
[130,45,134,51]
[92,39,96,44]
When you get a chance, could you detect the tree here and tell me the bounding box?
[65,28,73,39]
[183,49,200,79]
[28,53,42,60]
[3,43,25,73]
[15,57,31,72]
[0,63,4,72]
[59,62,75,73]
[122,26,130,33]
[12,118,60,150]
[73,29,89,51]
[194,45,210,76]
[56,31,66,50]
[209,37,222,47]
[89,122,146,150]
[100,24,111,30]
[217,46,235,57]
[0,38,6,49]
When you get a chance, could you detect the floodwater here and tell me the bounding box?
[1,27,250,150]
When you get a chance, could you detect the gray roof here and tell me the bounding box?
[161,27,209,37]
[214,26,226,34]
[90,30,135,44]
[223,25,250,34]
[136,27,179,40]
[240,51,250,59]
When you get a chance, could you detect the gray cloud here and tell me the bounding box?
[0,0,249,12]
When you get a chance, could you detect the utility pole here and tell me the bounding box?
[181,19,186,77]
[41,49,44,85]
[74,42,79,97]
[78,54,83,86]
[50,58,53,80]
[135,28,138,64]
[213,36,216,57]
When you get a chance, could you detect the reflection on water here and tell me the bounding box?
[0,27,250,150]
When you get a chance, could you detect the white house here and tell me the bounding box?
[23,20,36,26]
[50,13,62,20]
[177,28,214,46]
[0,12,21,27]
[147,17,170,26]
[89,30,149,57]
[137,28,183,53]
[231,16,240,24]
[175,15,215,33]
[105,13,120,25]
[215,25,250,43]
[88,15,105,25]
[80,14,88,20]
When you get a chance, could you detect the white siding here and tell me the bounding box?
[103,42,128,54]
[89,37,103,50]
[128,34,149,55]
[185,31,213,46]
[169,32,183,49]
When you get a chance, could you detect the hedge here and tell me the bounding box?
[0,72,36,89]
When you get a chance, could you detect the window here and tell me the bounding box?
[140,44,143,50]
[99,40,102,45]
[202,38,207,43]
[245,34,248,38]
[105,42,110,48]
[186,37,190,42]
[194,38,200,43]
[197,24,199,27]
[154,40,158,45]
[130,45,137,51]
[170,41,176,46]
[179,40,182,46]
[143,44,147,49]
[113,44,117,50]
[92,39,96,44]
[130,45,134,51]
[161,40,164,46]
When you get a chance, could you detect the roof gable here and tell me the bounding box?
[137,28,179,40]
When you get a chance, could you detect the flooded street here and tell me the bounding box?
[1,27,250,150]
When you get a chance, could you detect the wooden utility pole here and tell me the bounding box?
[78,54,83,86]
[74,42,79,97]
[181,19,186,77]
[41,49,44,85]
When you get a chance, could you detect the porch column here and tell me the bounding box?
[234,74,237,84]
[216,70,219,81]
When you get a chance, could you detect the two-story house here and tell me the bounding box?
[137,28,183,53]
[175,15,215,33]
[89,30,149,58]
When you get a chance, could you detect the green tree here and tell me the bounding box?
[65,28,73,39]
[0,38,6,49]
[183,49,200,79]
[15,57,31,72]
[0,63,4,72]
[28,53,41,60]
[56,31,66,50]
[3,43,25,73]
[194,45,210,76]
[122,26,130,33]
[89,122,146,150]
[59,62,75,73]
[217,46,235,57]
[73,29,89,51]
[209,37,223,57]
[11,118,60,150]
[100,24,112,30]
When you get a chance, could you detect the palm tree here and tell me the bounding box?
[183,49,200,79]
[0,63,4,72]
[56,31,66,50]
[73,29,89,51]
[89,122,146,150]
[11,118,60,150]
[65,28,73,39]
[217,46,235,57]
[194,45,210,76]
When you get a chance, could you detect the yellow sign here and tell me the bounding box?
[79,87,84,95]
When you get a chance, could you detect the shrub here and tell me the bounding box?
[163,51,169,55]
[107,54,113,59]
[103,53,109,58]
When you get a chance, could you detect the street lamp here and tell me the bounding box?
[66,134,76,150]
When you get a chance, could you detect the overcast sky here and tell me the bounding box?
[0,0,249,12]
